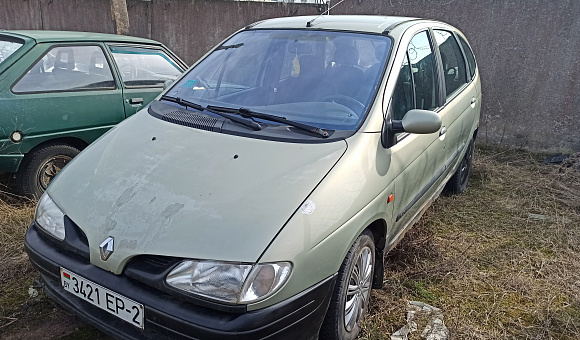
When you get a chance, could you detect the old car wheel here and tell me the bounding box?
[320,230,375,340]
[446,139,474,194]
[17,143,80,199]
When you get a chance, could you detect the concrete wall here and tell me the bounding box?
[125,0,321,68]
[1,0,579,152]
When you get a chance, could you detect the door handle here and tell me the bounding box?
[129,98,144,105]
[439,126,447,136]
[471,97,477,107]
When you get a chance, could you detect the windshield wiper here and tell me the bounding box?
[207,105,330,138]
[161,95,204,111]
[160,95,261,131]
[215,43,244,51]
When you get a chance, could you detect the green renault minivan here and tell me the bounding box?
[0,30,186,198]
[25,16,480,340]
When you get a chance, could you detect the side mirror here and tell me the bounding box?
[393,109,441,134]
[163,79,174,90]
[382,109,442,148]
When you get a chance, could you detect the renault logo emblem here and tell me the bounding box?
[99,237,114,261]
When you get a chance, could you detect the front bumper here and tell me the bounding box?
[25,223,335,340]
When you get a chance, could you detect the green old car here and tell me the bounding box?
[0,30,186,198]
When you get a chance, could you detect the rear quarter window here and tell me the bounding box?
[0,38,24,65]
[457,35,477,79]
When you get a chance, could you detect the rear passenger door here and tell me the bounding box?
[107,45,184,117]
[8,43,125,147]
[432,29,477,169]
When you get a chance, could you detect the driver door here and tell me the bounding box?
[107,44,185,117]
[388,30,447,242]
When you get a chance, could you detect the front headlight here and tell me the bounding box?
[35,194,65,240]
[166,260,292,304]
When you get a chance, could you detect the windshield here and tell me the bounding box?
[0,39,24,66]
[166,30,391,131]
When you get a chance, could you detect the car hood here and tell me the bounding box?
[48,112,347,274]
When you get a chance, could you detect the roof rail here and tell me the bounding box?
[382,18,422,34]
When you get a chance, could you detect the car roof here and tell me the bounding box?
[0,30,162,45]
[250,15,422,34]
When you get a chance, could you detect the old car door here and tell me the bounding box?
[107,45,184,117]
[388,29,448,244]
[432,28,478,170]
[7,43,125,147]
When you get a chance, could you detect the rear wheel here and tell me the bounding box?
[446,139,474,194]
[320,230,375,340]
[17,143,80,199]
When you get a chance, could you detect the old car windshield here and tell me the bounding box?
[166,30,391,131]
[0,39,24,66]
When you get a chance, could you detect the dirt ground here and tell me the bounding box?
[1,146,579,339]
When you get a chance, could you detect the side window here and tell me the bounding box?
[433,30,468,98]
[13,45,115,93]
[408,31,438,111]
[109,46,182,87]
[0,39,24,65]
[457,35,476,79]
[391,54,414,121]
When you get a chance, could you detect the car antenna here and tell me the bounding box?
[306,0,347,27]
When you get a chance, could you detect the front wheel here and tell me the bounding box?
[17,143,80,199]
[445,139,474,194]
[320,230,375,340]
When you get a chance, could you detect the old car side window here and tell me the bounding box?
[457,35,476,79]
[391,53,414,121]
[408,31,438,111]
[110,46,182,87]
[0,38,24,65]
[433,30,468,98]
[13,45,116,93]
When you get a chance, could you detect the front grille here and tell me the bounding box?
[132,255,182,268]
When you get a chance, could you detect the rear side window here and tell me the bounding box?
[457,35,476,79]
[433,30,468,98]
[408,31,438,111]
[0,39,24,66]
[109,46,182,87]
[13,45,116,93]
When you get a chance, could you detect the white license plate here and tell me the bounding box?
[60,267,144,329]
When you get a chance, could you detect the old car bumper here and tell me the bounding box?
[25,223,335,340]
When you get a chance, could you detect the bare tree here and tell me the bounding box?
[111,0,130,35]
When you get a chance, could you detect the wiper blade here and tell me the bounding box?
[160,96,261,131]
[215,43,244,51]
[207,105,330,138]
[161,95,204,111]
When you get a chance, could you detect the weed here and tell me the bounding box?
[362,146,580,339]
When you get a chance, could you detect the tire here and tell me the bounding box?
[17,143,80,199]
[320,230,375,340]
[446,139,474,194]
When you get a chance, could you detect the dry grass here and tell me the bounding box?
[0,175,37,332]
[1,147,579,339]
[361,146,580,339]
[0,176,108,339]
